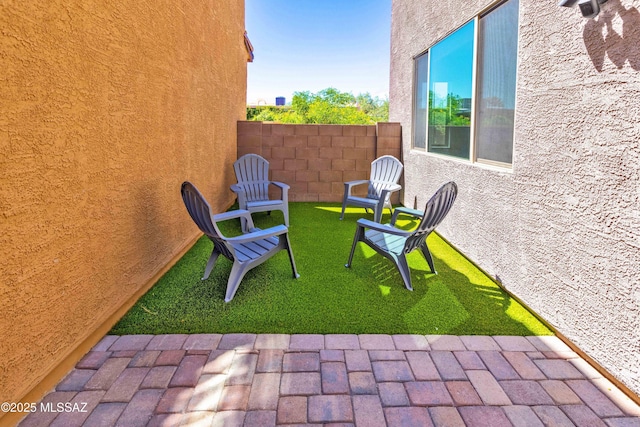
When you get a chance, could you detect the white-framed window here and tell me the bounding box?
[412,0,519,168]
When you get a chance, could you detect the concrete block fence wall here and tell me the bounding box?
[237,121,403,203]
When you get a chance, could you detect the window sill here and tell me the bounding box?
[409,148,513,174]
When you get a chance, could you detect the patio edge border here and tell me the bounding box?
[434,231,640,407]
[8,232,204,427]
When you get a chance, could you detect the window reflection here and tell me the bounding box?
[412,0,519,168]
[427,21,474,159]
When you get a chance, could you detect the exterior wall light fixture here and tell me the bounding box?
[559,0,608,18]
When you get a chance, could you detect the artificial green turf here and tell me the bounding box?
[110,203,552,336]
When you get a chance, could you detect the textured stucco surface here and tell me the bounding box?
[0,0,246,407]
[391,0,640,396]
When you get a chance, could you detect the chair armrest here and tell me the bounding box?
[230,183,245,194]
[356,218,411,237]
[230,184,250,211]
[390,206,424,225]
[213,209,253,222]
[269,181,290,191]
[226,224,289,244]
[344,180,370,197]
[213,209,255,235]
[378,184,402,203]
[344,180,369,188]
[393,206,424,217]
[269,181,289,203]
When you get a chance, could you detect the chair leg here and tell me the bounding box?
[237,201,250,233]
[340,184,351,221]
[340,198,348,220]
[240,217,249,233]
[225,262,250,302]
[282,233,300,278]
[282,207,289,227]
[345,225,364,268]
[420,244,437,274]
[202,250,220,280]
[394,254,414,291]
[373,203,384,223]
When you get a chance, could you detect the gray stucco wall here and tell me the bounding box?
[390,0,640,396]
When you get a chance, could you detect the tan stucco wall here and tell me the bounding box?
[390,0,640,396]
[0,0,246,413]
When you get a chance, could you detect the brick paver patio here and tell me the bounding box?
[18,334,640,426]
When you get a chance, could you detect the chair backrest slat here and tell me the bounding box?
[367,155,403,199]
[404,181,458,254]
[234,154,270,202]
[181,181,234,259]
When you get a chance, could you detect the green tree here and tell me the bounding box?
[277,109,306,124]
[306,100,371,124]
[247,87,389,124]
[315,87,356,106]
[427,91,471,126]
[253,108,279,122]
[291,91,312,116]
[355,93,389,122]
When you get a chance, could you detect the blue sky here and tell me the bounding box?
[245,0,391,105]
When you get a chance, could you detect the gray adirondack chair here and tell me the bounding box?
[181,181,299,302]
[345,181,457,291]
[231,154,289,232]
[340,155,403,223]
